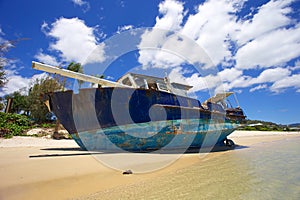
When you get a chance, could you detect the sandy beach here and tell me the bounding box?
[0,131,299,200]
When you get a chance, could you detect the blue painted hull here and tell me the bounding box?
[74,120,238,152]
[47,87,244,152]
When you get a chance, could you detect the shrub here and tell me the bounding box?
[0,112,33,138]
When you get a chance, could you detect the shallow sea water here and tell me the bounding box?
[84,136,300,200]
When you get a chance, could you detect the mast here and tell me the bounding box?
[32,61,129,88]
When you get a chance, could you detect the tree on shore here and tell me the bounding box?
[67,62,84,88]
[0,65,5,88]
[4,91,30,115]
[0,40,12,88]
[27,77,63,122]
[0,39,28,88]
[0,97,4,111]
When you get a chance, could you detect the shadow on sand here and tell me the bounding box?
[29,144,248,158]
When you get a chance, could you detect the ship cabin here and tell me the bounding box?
[117,73,193,97]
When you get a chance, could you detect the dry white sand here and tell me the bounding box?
[230,130,300,137]
[0,131,299,200]
[0,136,78,148]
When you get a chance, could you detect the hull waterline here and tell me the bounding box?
[47,87,244,152]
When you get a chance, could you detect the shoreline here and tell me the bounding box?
[1,130,299,148]
[0,131,299,200]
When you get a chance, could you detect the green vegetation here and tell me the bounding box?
[3,77,63,122]
[238,119,296,131]
[0,97,4,111]
[27,77,63,122]
[0,112,57,138]
[0,76,64,138]
[5,91,30,114]
[0,112,33,138]
[0,39,69,138]
[67,62,83,87]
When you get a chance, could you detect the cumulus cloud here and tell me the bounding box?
[270,74,300,93]
[182,0,241,65]
[218,68,243,83]
[138,0,186,68]
[43,17,105,65]
[235,24,300,69]
[0,68,48,97]
[34,50,60,66]
[234,0,293,46]
[155,0,184,31]
[137,0,300,94]
[251,68,291,84]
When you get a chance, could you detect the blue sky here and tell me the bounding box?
[0,0,299,124]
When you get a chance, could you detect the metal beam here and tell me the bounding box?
[32,61,128,88]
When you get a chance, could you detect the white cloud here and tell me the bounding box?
[137,0,300,94]
[234,0,293,46]
[41,21,49,34]
[138,0,185,68]
[270,74,300,93]
[71,0,90,12]
[290,60,300,71]
[218,68,243,83]
[155,0,184,31]
[214,67,293,92]
[138,0,243,70]
[34,50,60,66]
[182,0,241,65]
[215,73,253,92]
[138,0,246,69]
[187,73,222,93]
[0,68,47,96]
[117,25,134,33]
[71,0,86,6]
[168,67,190,84]
[233,0,300,69]
[251,67,291,84]
[168,67,224,94]
[45,17,105,64]
[249,84,268,92]
[235,24,300,69]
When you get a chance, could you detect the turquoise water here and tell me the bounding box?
[229,137,300,199]
[82,136,300,200]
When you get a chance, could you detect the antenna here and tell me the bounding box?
[233,92,240,108]
[163,70,169,83]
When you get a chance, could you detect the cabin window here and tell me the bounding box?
[122,77,132,86]
[134,77,148,89]
[156,80,168,91]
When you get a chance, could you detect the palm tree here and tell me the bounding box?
[67,62,84,88]
[92,74,105,88]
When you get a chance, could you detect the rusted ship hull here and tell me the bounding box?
[47,87,245,152]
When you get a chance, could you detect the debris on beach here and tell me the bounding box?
[122,170,133,175]
[26,128,70,139]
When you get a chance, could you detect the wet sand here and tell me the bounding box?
[0,131,299,200]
